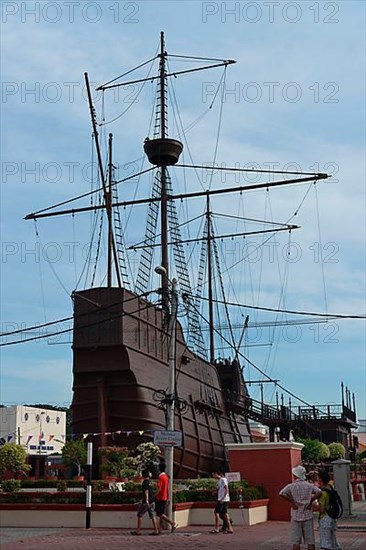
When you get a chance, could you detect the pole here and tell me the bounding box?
[84,72,122,288]
[86,442,93,529]
[158,32,170,317]
[165,277,178,522]
[107,133,113,288]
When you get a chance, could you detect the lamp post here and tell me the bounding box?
[39,411,45,455]
[155,266,178,523]
[37,411,45,480]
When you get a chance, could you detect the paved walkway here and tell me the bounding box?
[1,502,365,549]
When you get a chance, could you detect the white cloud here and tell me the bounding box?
[1,1,365,415]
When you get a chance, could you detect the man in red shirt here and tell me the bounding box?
[154,462,177,533]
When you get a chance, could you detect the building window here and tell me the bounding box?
[46,416,50,423]
[24,413,29,421]
[36,414,40,422]
[56,417,60,424]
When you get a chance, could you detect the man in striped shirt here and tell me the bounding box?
[280,465,322,550]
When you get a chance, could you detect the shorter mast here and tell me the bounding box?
[84,73,122,288]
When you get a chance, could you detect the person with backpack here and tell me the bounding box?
[316,471,342,550]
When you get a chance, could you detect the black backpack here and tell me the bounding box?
[322,486,343,519]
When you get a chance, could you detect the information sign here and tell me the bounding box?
[154,430,183,447]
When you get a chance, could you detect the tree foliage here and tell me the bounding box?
[98,446,134,478]
[318,442,331,461]
[299,438,346,462]
[0,444,31,475]
[62,438,87,476]
[356,449,366,462]
[328,442,346,460]
[298,438,326,462]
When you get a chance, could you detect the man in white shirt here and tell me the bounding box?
[210,470,234,534]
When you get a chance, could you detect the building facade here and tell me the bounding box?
[0,405,66,477]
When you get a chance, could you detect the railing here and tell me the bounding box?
[224,395,319,438]
[224,392,356,440]
[291,404,356,423]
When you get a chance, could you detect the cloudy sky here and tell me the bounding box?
[1,1,365,420]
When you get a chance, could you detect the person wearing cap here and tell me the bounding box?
[279,465,322,550]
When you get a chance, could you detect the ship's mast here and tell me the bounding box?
[84,73,122,288]
[159,31,169,315]
[206,195,215,364]
[107,133,113,288]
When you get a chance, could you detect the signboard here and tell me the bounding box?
[154,430,183,447]
[225,471,241,482]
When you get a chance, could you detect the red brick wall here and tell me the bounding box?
[227,443,303,520]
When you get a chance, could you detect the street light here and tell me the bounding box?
[39,411,45,455]
[154,266,178,523]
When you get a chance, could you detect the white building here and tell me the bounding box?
[0,405,66,456]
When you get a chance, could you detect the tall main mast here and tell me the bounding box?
[143,32,184,315]
[159,31,169,314]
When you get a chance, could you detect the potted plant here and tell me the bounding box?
[134,442,162,477]
[98,446,136,480]
[61,438,87,480]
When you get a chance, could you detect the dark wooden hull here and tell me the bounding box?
[71,287,251,477]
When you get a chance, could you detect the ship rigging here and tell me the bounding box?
[23,32,340,477]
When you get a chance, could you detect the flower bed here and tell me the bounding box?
[0,475,268,527]
[0,477,266,504]
[0,499,269,528]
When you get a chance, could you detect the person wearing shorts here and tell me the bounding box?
[130,469,159,536]
[210,469,233,534]
[280,465,322,550]
[154,462,177,533]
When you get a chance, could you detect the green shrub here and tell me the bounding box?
[328,442,346,460]
[92,491,140,504]
[21,479,85,489]
[0,480,266,504]
[21,480,57,488]
[184,478,216,490]
[92,480,105,492]
[319,442,331,461]
[241,486,267,500]
[56,480,67,492]
[173,490,189,503]
[122,481,138,491]
[0,444,31,476]
[183,489,215,502]
[0,491,85,504]
[1,479,22,492]
[299,438,327,463]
